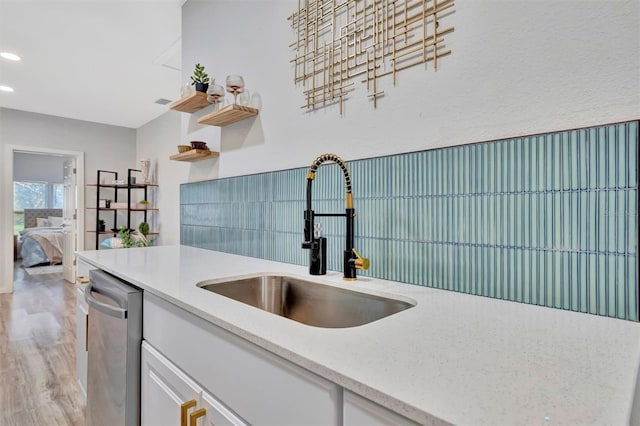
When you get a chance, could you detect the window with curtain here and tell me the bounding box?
[13,181,63,233]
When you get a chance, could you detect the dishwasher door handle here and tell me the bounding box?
[85,283,128,319]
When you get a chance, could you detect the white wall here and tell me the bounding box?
[136,111,182,245]
[13,152,69,183]
[0,107,136,291]
[141,0,639,251]
[180,0,639,180]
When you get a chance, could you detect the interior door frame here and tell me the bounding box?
[62,157,78,283]
[2,144,85,293]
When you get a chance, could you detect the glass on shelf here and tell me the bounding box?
[237,89,251,106]
[206,81,226,110]
[225,75,245,104]
[180,82,194,98]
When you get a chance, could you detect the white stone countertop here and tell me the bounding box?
[76,245,640,425]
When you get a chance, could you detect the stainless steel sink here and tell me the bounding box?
[198,275,415,328]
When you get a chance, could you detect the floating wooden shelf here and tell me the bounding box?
[197,104,259,127]
[170,149,220,162]
[169,91,210,113]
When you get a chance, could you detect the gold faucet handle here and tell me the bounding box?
[352,248,370,270]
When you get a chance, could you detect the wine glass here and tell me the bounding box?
[206,81,225,108]
[237,89,251,106]
[180,82,194,98]
[225,75,245,104]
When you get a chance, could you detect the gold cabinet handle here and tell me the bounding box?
[76,275,89,284]
[189,408,206,426]
[181,400,197,426]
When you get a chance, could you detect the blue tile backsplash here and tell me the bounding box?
[181,121,639,320]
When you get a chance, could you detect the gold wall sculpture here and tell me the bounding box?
[289,0,455,114]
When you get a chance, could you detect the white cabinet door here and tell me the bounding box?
[74,287,88,400]
[141,342,202,426]
[344,391,419,426]
[198,391,248,426]
[144,292,340,426]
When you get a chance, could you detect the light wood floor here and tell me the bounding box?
[0,263,85,425]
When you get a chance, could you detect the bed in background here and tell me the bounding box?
[19,208,64,267]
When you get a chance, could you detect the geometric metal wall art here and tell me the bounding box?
[289,0,455,113]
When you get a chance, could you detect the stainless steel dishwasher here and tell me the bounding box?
[85,269,142,426]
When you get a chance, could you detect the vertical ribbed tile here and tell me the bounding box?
[587,129,597,189]
[577,129,588,190]
[597,127,608,189]
[608,125,619,189]
[630,190,637,255]
[629,256,638,321]
[522,250,535,303]
[563,192,592,250]
[616,125,629,188]
[539,135,547,191]
[629,121,638,187]
[180,121,639,321]
[569,130,579,190]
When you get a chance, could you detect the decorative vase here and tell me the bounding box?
[140,158,151,184]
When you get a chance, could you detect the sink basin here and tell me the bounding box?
[198,275,415,328]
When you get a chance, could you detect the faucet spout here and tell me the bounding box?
[306,153,354,210]
[301,153,369,281]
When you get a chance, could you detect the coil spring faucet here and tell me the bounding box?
[302,153,370,280]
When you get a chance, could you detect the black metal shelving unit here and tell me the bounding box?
[89,168,158,249]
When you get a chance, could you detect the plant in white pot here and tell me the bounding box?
[116,225,155,248]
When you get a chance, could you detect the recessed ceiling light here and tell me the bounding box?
[0,85,15,92]
[0,52,21,61]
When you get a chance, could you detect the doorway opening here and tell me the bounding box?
[2,145,85,293]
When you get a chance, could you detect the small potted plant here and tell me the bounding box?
[105,199,112,208]
[136,222,155,247]
[98,219,106,232]
[138,221,150,237]
[190,63,210,93]
[117,225,135,248]
[138,199,150,209]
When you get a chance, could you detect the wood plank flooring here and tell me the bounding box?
[0,262,85,425]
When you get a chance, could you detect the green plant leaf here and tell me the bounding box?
[191,63,211,84]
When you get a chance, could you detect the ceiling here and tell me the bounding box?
[0,0,182,129]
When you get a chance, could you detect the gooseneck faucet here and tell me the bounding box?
[302,153,370,281]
